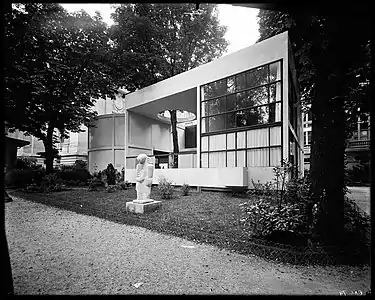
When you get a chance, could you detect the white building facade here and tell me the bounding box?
[88,31,304,188]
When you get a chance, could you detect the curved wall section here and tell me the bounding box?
[88,114,125,173]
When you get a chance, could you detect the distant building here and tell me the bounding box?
[303,108,370,184]
[16,93,125,167]
[4,122,30,171]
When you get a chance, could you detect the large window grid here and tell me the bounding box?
[200,125,282,168]
[200,60,282,134]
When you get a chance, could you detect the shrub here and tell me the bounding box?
[56,169,91,184]
[239,199,308,239]
[341,197,371,252]
[5,168,45,188]
[284,174,311,205]
[104,163,117,185]
[24,180,42,193]
[39,173,65,193]
[116,181,128,190]
[157,176,174,199]
[15,157,38,170]
[106,185,117,193]
[116,170,124,184]
[73,160,87,170]
[181,183,190,196]
[88,177,104,191]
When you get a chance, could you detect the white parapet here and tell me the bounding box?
[126,167,248,188]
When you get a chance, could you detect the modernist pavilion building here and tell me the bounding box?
[88,31,304,188]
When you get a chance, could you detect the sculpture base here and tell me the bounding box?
[133,199,153,204]
[126,200,162,214]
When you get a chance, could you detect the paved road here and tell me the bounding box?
[5,197,370,295]
[347,187,371,216]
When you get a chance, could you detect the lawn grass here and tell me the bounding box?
[8,186,370,266]
[9,186,252,252]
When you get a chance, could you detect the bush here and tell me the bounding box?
[116,181,128,190]
[284,174,311,205]
[181,183,190,196]
[106,185,117,193]
[240,199,308,239]
[39,173,65,193]
[103,163,117,186]
[23,173,66,193]
[15,157,38,170]
[88,177,104,191]
[5,168,45,188]
[341,197,371,252]
[73,160,87,170]
[157,176,174,199]
[56,169,91,184]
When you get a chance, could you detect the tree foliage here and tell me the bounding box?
[4,3,123,173]
[110,3,228,166]
[256,9,371,246]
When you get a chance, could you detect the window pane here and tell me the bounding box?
[360,130,368,139]
[201,101,208,117]
[237,90,254,109]
[201,136,208,151]
[307,131,312,144]
[201,85,210,101]
[227,94,236,111]
[270,126,281,146]
[212,79,227,98]
[201,153,208,168]
[227,112,236,129]
[247,148,269,167]
[227,76,236,93]
[269,103,281,123]
[270,147,281,166]
[249,86,268,106]
[209,152,226,168]
[227,151,235,167]
[246,65,269,88]
[269,61,281,82]
[238,106,269,127]
[235,73,247,91]
[247,128,268,148]
[237,131,246,149]
[236,150,246,167]
[227,133,235,150]
[208,114,225,132]
[206,97,226,115]
[201,117,208,133]
[269,82,281,103]
[209,134,226,151]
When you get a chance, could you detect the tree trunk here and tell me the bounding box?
[169,109,179,168]
[310,70,346,247]
[43,125,55,174]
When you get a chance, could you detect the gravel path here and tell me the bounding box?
[5,196,371,295]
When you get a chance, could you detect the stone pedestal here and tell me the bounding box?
[126,199,162,214]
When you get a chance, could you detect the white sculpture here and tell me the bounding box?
[135,153,154,202]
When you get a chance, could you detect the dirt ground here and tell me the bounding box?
[5,196,371,295]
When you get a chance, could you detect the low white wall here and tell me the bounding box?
[126,167,248,188]
[247,167,275,188]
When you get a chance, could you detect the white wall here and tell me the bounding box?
[126,167,248,188]
[128,111,171,152]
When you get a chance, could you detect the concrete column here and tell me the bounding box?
[282,59,289,164]
[196,86,201,169]
[124,109,128,182]
[112,114,115,165]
